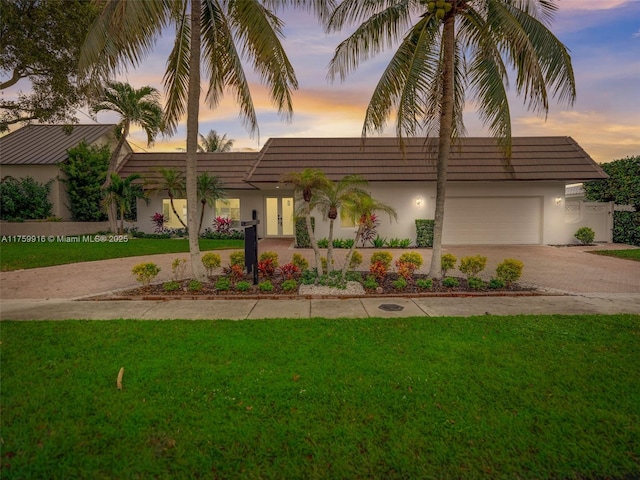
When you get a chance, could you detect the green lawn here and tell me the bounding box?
[1,315,638,479]
[591,248,640,262]
[0,238,243,271]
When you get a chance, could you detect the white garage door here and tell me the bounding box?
[442,196,542,245]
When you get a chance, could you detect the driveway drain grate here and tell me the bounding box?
[378,303,404,312]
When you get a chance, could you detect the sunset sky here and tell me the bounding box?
[9,0,640,163]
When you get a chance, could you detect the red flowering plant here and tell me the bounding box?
[258,258,277,278]
[223,264,245,283]
[213,216,232,234]
[358,213,379,246]
[277,263,300,281]
[395,260,417,282]
[369,260,388,282]
[151,212,168,233]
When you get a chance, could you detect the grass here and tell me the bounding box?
[591,248,640,262]
[1,315,639,479]
[0,238,243,271]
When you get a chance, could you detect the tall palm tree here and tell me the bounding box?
[79,0,329,280]
[310,174,368,273]
[91,81,163,234]
[327,0,576,278]
[197,172,226,234]
[102,173,146,235]
[340,192,397,277]
[281,168,332,274]
[145,167,187,230]
[198,130,234,152]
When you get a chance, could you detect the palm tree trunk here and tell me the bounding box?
[103,124,129,233]
[198,201,206,234]
[168,193,188,229]
[428,14,455,279]
[341,226,363,278]
[304,203,322,274]
[186,0,207,281]
[326,219,335,273]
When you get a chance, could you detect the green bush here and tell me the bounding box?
[392,277,407,290]
[574,226,595,245]
[442,277,459,288]
[132,262,161,286]
[201,253,222,276]
[489,278,505,289]
[292,253,309,271]
[215,277,231,291]
[416,278,433,290]
[282,279,298,292]
[259,251,279,267]
[441,253,457,277]
[229,251,245,267]
[235,280,251,292]
[295,216,314,248]
[162,280,180,292]
[258,280,274,292]
[415,219,434,247]
[370,251,393,269]
[468,277,485,290]
[459,255,487,279]
[399,251,423,269]
[320,256,334,273]
[0,176,53,220]
[300,269,317,285]
[349,250,363,270]
[171,258,187,281]
[362,275,378,290]
[613,211,640,246]
[317,238,329,248]
[495,258,524,287]
[188,280,202,292]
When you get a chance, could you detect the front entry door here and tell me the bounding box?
[265,197,294,237]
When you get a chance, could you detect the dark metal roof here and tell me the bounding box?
[118,152,259,190]
[0,124,117,165]
[245,136,607,183]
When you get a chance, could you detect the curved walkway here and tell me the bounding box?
[1,240,638,319]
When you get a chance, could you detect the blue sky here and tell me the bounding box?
[9,0,640,163]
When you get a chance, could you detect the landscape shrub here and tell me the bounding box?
[278,263,300,280]
[171,258,187,281]
[215,277,231,291]
[258,258,277,278]
[392,277,408,290]
[574,226,595,245]
[320,256,335,273]
[188,280,202,292]
[459,255,487,279]
[613,211,640,246]
[235,280,251,292]
[416,278,433,290]
[362,275,378,290]
[349,250,363,270]
[213,216,232,234]
[224,264,245,283]
[441,253,457,277]
[151,213,168,233]
[395,260,417,280]
[163,281,180,292]
[399,251,423,269]
[200,229,244,240]
[495,258,524,287]
[201,253,221,276]
[317,238,330,248]
[131,263,161,286]
[372,235,386,248]
[468,277,485,290]
[258,280,274,292]
[369,260,388,282]
[259,251,279,267]
[415,219,434,247]
[300,270,317,285]
[0,176,53,221]
[281,279,298,292]
[370,251,393,269]
[489,278,505,289]
[292,253,309,271]
[229,251,244,267]
[442,277,459,288]
[294,216,314,248]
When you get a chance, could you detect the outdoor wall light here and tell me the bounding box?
[415,196,423,207]
[555,197,562,205]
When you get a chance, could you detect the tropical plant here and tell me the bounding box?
[0,176,53,221]
[459,255,488,280]
[574,226,595,245]
[201,252,222,276]
[370,251,393,269]
[327,0,576,278]
[441,253,457,277]
[80,0,323,281]
[171,258,187,281]
[495,258,524,287]
[198,129,234,152]
[91,81,163,233]
[583,155,640,211]
[197,172,226,234]
[282,168,332,273]
[146,168,187,229]
[102,173,146,235]
[340,192,397,277]
[151,212,168,233]
[131,262,161,286]
[311,174,368,272]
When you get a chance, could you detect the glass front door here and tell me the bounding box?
[266,197,294,237]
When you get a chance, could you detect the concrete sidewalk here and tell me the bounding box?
[2,293,639,320]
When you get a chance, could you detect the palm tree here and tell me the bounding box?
[91,81,163,234]
[327,0,576,278]
[197,172,226,234]
[281,168,332,274]
[102,173,146,235]
[79,0,328,280]
[310,174,368,273]
[340,193,397,277]
[145,167,187,230]
[198,130,234,152]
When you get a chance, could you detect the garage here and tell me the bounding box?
[442,196,543,245]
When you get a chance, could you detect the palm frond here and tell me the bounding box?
[163,0,190,135]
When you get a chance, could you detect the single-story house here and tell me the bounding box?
[0,124,127,220]
[119,136,608,245]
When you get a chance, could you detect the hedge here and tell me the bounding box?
[415,219,434,247]
[613,211,640,246]
[295,216,315,248]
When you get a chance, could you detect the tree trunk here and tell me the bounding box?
[326,219,335,273]
[103,123,129,233]
[198,201,206,234]
[168,193,187,229]
[186,0,207,281]
[341,226,363,278]
[304,203,322,274]
[428,14,455,279]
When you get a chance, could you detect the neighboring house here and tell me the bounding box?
[119,136,608,245]
[0,124,127,220]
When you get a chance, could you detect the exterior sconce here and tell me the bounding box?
[555,197,562,205]
[416,196,423,207]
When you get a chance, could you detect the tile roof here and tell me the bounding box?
[0,124,117,165]
[244,136,607,184]
[118,152,259,190]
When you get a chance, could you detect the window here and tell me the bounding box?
[215,199,240,226]
[340,210,356,228]
[162,199,187,229]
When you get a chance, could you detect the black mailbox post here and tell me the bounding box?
[241,212,260,284]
